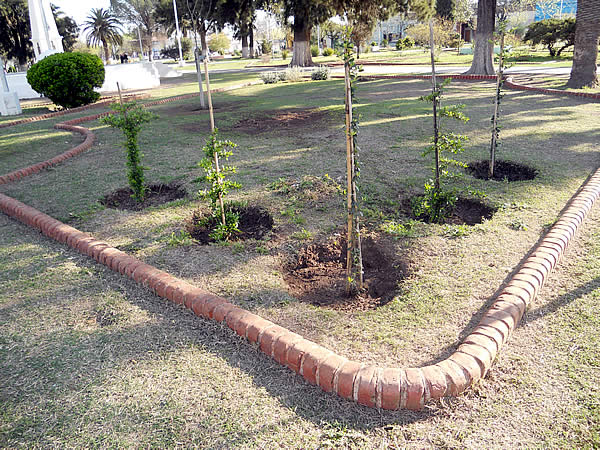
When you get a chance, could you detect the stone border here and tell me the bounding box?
[1,76,599,410]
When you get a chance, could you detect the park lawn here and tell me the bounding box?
[1,75,599,447]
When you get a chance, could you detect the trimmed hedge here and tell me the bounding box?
[27,52,105,108]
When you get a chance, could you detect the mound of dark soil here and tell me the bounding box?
[187,204,274,244]
[284,234,405,311]
[410,196,496,226]
[232,109,330,135]
[467,160,538,182]
[101,183,187,211]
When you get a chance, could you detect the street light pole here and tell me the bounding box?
[137,26,145,61]
[172,0,184,66]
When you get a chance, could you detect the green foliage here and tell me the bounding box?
[310,65,330,80]
[524,18,576,58]
[0,0,33,65]
[322,47,334,56]
[311,44,320,57]
[260,71,280,84]
[282,49,289,59]
[197,129,241,241]
[283,66,304,82]
[167,230,194,246]
[209,32,231,55]
[101,101,156,202]
[381,38,388,47]
[27,52,105,108]
[406,19,457,48]
[396,36,415,50]
[381,220,419,238]
[161,37,193,59]
[83,8,123,62]
[52,5,79,52]
[291,228,313,240]
[509,218,528,231]
[261,40,272,54]
[411,181,457,224]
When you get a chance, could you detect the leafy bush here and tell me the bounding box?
[396,36,415,50]
[161,37,193,59]
[310,45,319,57]
[209,32,231,55]
[322,47,334,56]
[412,182,458,224]
[101,101,157,202]
[282,49,289,59]
[283,66,304,82]
[524,18,575,57]
[261,40,272,54]
[311,65,330,80]
[27,52,105,108]
[259,71,279,84]
[406,20,456,48]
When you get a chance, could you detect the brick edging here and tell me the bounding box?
[1,75,600,410]
[504,76,600,100]
[1,169,599,409]
[0,93,149,130]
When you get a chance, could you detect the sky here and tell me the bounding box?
[51,0,111,28]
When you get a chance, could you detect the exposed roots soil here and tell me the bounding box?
[186,204,274,244]
[100,183,187,211]
[467,160,538,182]
[284,234,405,311]
[232,109,330,135]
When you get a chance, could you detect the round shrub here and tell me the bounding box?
[322,47,334,56]
[27,52,105,108]
[310,45,319,57]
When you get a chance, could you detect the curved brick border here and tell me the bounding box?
[1,76,599,410]
[505,76,600,101]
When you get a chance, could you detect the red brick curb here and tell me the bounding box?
[1,168,599,410]
[1,75,599,410]
[0,93,149,130]
[504,76,600,101]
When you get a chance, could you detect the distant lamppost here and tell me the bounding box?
[137,26,145,60]
[172,0,184,66]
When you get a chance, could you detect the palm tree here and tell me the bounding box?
[83,8,123,64]
[567,0,600,88]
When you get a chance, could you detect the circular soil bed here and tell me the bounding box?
[186,204,274,244]
[101,183,187,211]
[284,234,405,311]
[467,160,538,182]
[410,196,496,226]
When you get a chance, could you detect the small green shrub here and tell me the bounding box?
[381,39,388,47]
[260,71,279,84]
[234,49,241,57]
[311,65,330,80]
[282,49,289,59]
[27,52,105,108]
[101,101,156,202]
[261,40,272,54]
[283,66,304,82]
[411,182,458,224]
[322,47,334,56]
[311,45,320,57]
[396,37,415,50]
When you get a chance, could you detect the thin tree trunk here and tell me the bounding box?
[291,16,313,67]
[200,25,208,58]
[567,0,599,88]
[489,32,504,179]
[194,46,206,109]
[249,21,254,58]
[429,20,440,191]
[464,0,496,75]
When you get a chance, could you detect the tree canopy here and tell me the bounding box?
[524,18,576,57]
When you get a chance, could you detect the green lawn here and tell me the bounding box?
[1,74,599,447]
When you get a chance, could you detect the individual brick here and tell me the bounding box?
[165,280,190,305]
[225,307,252,334]
[404,368,425,410]
[202,296,228,319]
[212,302,238,323]
[470,324,506,348]
[271,331,303,366]
[301,346,333,385]
[457,343,493,374]
[147,272,174,296]
[464,332,500,359]
[449,351,483,383]
[317,353,347,393]
[380,368,402,410]
[286,339,321,374]
[334,360,362,400]
[354,365,379,408]
[244,315,274,344]
[421,364,448,400]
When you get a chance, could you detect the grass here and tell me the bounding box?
[1,74,600,446]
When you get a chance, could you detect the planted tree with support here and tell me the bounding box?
[412,16,470,223]
[489,21,508,179]
[341,27,363,295]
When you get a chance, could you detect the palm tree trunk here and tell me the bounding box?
[102,39,110,64]
[567,0,599,88]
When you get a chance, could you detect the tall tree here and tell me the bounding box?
[51,5,79,52]
[111,0,160,60]
[436,0,454,20]
[567,0,599,88]
[83,8,123,63]
[464,0,495,75]
[220,0,256,58]
[344,0,400,58]
[0,0,34,68]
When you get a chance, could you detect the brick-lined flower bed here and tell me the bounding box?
[1,77,599,411]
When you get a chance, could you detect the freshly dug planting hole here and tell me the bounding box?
[410,196,496,226]
[101,183,187,211]
[186,204,274,244]
[467,160,538,181]
[284,234,405,310]
[232,108,330,135]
